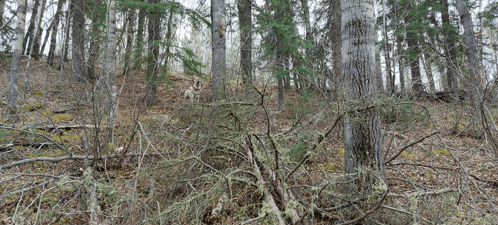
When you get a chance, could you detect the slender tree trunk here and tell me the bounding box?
[211,0,226,102]
[423,50,436,93]
[455,0,482,109]
[397,33,405,96]
[32,0,46,60]
[7,0,27,115]
[300,0,313,90]
[23,0,45,96]
[47,0,66,66]
[62,5,71,62]
[105,0,117,144]
[123,8,135,76]
[441,0,459,98]
[145,0,160,105]
[405,10,423,96]
[163,10,173,74]
[382,0,393,95]
[238,0,252,97]
[87,0,102,80]
[342,0,385,183]
[331,0,341,90]
[23,0,40,54]
[134,1,145,69]
[0,0,4,28]
[70,0,86,82]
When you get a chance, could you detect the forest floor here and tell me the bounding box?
[1,58,498,224]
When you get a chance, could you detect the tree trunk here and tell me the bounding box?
[331,0,341,91]
[134,2,145,70]
[70,0,86,82]
[87,0,102,80]
[441,0,459,98]
[105,0,117,143]
[455,0,482,109]
[300,0,313,89]
[397,34,405,96]
[238,0,252,97]
[7,0,27,115]
[123,8,135,76]
[23,0,40,54]
[211,0,226,102]
[423,50,436,93]
[47,0,66,66]
[405,10,423,96]
[31,0,46,60]
[342,0,385,183]
[382,0,393,95]
[145,0,160,105]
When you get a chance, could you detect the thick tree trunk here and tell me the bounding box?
[342,0,385,182]
[238,0,252,97]
[145,0,160,105]
[70,0,86,82]
[211,0,226,102]
[455,0,482,109]
[7,0,27,115]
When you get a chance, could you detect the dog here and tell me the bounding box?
[184,79,201,103]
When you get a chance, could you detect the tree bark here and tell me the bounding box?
[134,1,145,70]
[342,0,385,182]
[123,8,135,76]
[31,0,46,60]
[47,0,66,66]
[382,0,393,95]
[405,9,423,96]
[87,0,102,80]
[455,0,482,109]
[211,0,226,102]
[105,0,117,144]
[145,0,160,105]
[441,0,459,99]
[7,0,27,115]
[23,0,40,54]
[70,0,86,82]
[238,0,252,97]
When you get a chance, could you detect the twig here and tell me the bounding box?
[240,213,266,225]
[386,131,439,164]
[335,189,389,225]
[380,205,430,223]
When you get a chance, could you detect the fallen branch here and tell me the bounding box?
[0,152,169,171]
[35,124,96,131]
[335,189,389,225]
[388,188,456,198]
[386,131,439,164]
[0,142,53,151]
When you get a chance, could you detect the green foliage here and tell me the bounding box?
[380,96,427,125]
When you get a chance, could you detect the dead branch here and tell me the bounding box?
[245,135,286,225]
[35,124,96,131]
[0,152,169,171]
[388,188,456,198]
[335,189,389,225]
[0,142,53,151]
[386,131,439,164]
[380,205,430,223]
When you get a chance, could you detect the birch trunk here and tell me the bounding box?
[342,0,385,181]
[105,0,117,143]
[7,0,27,115]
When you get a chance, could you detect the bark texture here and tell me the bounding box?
[455,0,482,109]
[145,0,160,104]
[238,0,252,96]
[211,0,226,102]
[70,0,86,82]
[341,0,385,180]
[441,0,459,97]
[7,0,27,114]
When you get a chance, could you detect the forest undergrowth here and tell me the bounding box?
[1,59,498,224]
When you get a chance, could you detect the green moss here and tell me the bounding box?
[54,114,72,122]
[22,102,43,111]
[435,149,451,157]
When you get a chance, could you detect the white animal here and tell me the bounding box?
[184,79,201,103]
